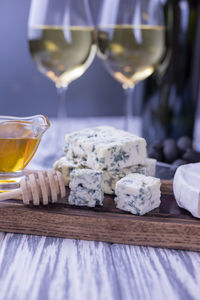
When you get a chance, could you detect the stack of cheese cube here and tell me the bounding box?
[53,126,161,215]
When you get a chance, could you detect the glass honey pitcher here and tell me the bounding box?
[0,115,50,191]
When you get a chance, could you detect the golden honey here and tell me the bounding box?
[0,137,39,172]
[0,122,40,173]
[0,115,49,192]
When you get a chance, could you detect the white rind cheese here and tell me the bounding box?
[53,156,156,194]
[64,126,147,171]
[115,174,161,215]
[173,163,200,218]
[69,169,104,207]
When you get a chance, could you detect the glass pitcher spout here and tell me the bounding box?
[0,114,50,138]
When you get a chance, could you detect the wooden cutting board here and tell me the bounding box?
[0,174,199,252]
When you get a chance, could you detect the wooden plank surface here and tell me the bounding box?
[0,180,200,251]
[0,234,200,300]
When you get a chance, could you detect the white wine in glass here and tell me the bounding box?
[97,0,165,131]
[28,0,96,118]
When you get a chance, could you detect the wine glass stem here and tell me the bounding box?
[124,86,135,132]
[57,86,68,119]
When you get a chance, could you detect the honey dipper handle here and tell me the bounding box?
[0,170,66,205]
[0,189,22,201]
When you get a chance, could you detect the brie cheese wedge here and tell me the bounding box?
[173,163,200,218]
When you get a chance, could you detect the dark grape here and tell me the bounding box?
[149,141,163,151]
[148,148,163,161]
[177,136,192,152]
[163,138,176,148]
[148,136,200,165]
[172,159,187,167]
[163,139,179,163]
[182,149,200,163]
[148,141,163,161]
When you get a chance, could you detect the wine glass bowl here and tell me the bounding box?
[28,26,96,89]
[98,24,165,89]
[97,0,165,130]
[28,0,96,118]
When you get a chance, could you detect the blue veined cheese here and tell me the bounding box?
[69,169,104,207]
[53,156,145,194]
[53,156,156,194]
[115,174,161,215]
[145,158,157,177]
[64,126,147,170]
[53,157,87,186]
[103,165,146,194]
[103,158,156,194]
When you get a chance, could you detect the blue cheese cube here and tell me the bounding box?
[102,158,156,194]
[115,174,161,215]
[69,169,104,207]
[103,165,146,194]
[64,126,147,171]
[53,157,86,185]
[53,156,156,195]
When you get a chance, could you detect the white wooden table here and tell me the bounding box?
[0,118,200,300]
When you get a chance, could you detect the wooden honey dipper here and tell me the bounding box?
[0,170,66,205]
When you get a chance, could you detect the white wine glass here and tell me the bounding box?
[97,0,165,131]
[28,0,96,119]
